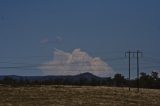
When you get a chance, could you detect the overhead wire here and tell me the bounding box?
[0,54,159,71]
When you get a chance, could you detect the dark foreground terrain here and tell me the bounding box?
[0,85,159,106]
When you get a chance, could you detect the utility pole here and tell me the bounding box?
[125,51,134,91]
[125,50,142,92]
[136,50,142,92]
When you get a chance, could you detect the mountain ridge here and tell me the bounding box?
[0,72,103,82]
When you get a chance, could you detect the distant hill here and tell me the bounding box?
[0,72,103,83]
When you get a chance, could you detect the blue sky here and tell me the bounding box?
[0,0,160,77]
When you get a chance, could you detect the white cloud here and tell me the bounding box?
[40,38,49,44]
[40,36,63,44]
[39,48,114,77]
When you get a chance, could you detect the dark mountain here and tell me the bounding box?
[76,72,100,78]
[0,72,103,82]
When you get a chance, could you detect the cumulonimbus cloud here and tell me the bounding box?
[39,49,114,77]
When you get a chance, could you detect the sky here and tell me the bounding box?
[0,0,160,77]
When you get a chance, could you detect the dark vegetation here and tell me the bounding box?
[0,71,160,89]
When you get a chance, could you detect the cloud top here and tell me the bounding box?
[39,48,114,77]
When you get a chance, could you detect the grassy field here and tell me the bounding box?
[0,85,159,106]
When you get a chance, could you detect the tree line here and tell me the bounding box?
[0,71,160,89]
